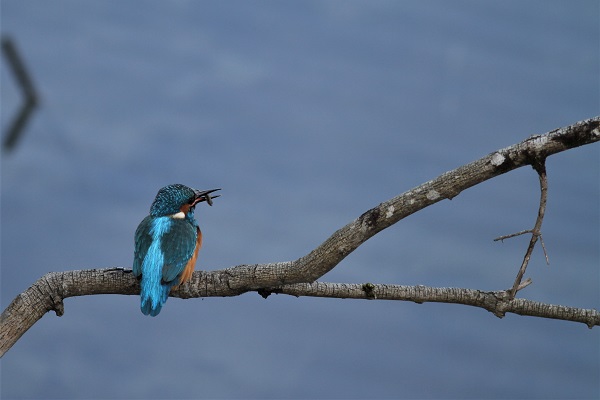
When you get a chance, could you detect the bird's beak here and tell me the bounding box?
[193,188,221,206]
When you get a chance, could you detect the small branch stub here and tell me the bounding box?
[362,283,377,299]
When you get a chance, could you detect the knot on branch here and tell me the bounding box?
[256,288,283,299]
[42,273,65,316]
[489,150,517,173]
[358,207,381,233]
[362,283,377,299]
[551,119,600,148]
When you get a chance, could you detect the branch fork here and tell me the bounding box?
[494,160,550,299]
[1,117,599,357]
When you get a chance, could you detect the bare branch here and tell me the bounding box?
[539,235,550,265]
[1,116,599,357]
[268,282,600,328]
[501,160,549,299]
[1,36,39,152]
[287,117,599,284]
[1,268,598,360]
[516,277,533,291]
[494,230,533,241]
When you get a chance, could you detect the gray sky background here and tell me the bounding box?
[1,1,598,399]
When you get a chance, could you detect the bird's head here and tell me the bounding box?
[149,184,221,218]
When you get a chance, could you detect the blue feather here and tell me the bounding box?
[133,216,152,277]
[160,219,197,282]
[139,217,174,316]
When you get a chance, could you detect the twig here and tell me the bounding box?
[1,35,39,152]
[494,230,533,241]
[539,234,550,265]
[495,160,549,299]
[515,277,533,291]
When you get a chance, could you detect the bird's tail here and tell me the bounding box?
[140,272,171,317]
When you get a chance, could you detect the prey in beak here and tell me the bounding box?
[192,188,221,207]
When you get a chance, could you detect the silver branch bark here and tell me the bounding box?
[1,116,599,357]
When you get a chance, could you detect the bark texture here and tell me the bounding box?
[1,116,599,357]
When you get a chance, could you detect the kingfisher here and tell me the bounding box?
[133,184,220,316]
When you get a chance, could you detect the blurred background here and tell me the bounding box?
[1,1,598,398]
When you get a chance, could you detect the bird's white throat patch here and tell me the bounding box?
[171,211,186,219]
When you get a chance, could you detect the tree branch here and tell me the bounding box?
[1,116,599,357]
[1,36,39,153]
[495,160,550,298]
[268,282,600,328]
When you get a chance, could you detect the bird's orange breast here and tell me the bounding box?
[179,227,202,285]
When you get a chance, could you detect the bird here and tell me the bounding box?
[133,184,220,316]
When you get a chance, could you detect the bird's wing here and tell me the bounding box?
[133,215,153,277]
[159,219,198,284]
